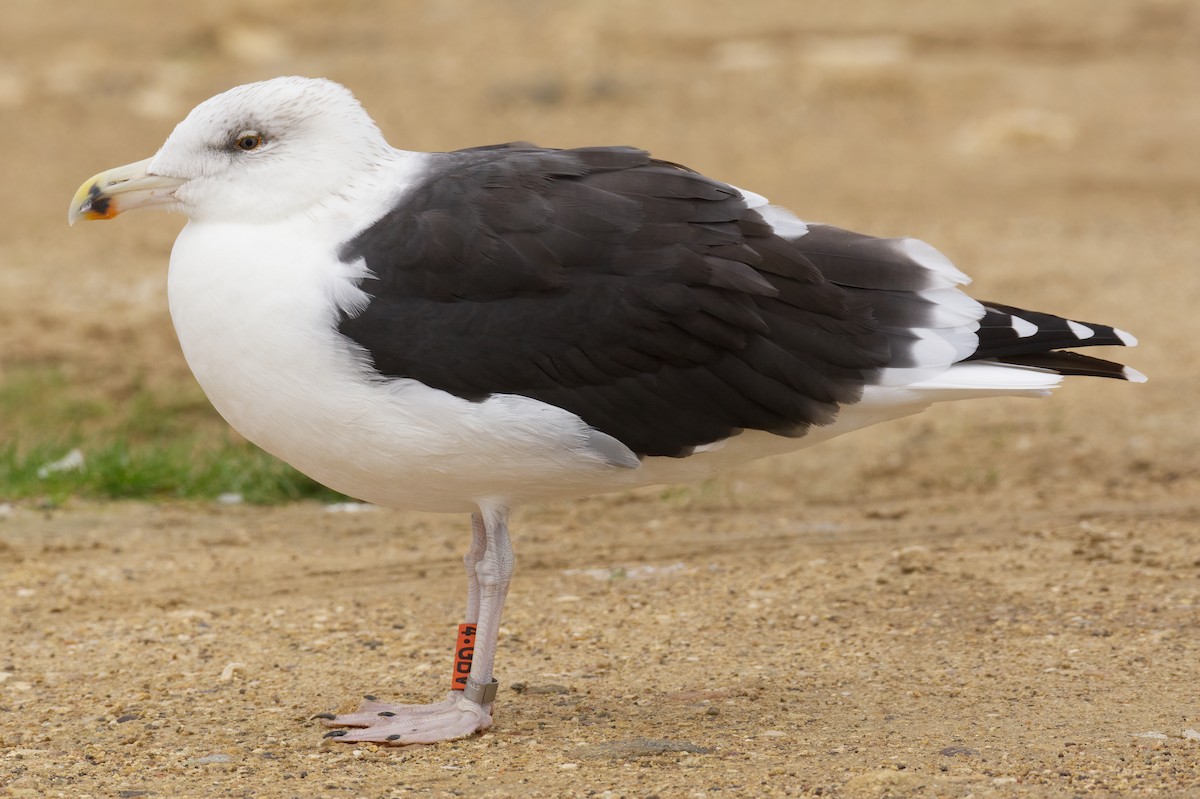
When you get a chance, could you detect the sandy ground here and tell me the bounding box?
[2,1,1199,797]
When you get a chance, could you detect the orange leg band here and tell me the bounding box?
[451,623,475,691]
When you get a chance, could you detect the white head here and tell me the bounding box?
[70,77,394,225]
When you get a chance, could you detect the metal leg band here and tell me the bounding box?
[463,677,499,705]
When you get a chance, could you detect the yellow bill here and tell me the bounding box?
[68,158,185,225]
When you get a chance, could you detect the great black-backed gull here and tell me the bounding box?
[69,76,1143,745]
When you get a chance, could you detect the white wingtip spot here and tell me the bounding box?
[1010,315,1038,338]
[1066,320,1095,340]
[1122,365,1148,383]
[1114,328,1138,347]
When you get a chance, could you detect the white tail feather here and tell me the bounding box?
[904,360,1062,397]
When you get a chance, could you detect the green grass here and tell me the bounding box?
[1,365,345,505]
[0,438,345,505]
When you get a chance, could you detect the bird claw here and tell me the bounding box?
[316,691,492,745]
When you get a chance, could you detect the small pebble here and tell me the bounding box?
[188,753,233,765]
[325,502,375,513]
[219,662,246,681]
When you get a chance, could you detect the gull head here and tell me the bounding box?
[70,77,393,226]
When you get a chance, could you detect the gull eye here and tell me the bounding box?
[234,131,264,151]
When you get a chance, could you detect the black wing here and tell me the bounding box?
[336,144,890,457]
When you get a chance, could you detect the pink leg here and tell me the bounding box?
[463,511,487,623]
[317,507,513,744]
[315,515,487,726]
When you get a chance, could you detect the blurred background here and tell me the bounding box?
[1,0,1196,505]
